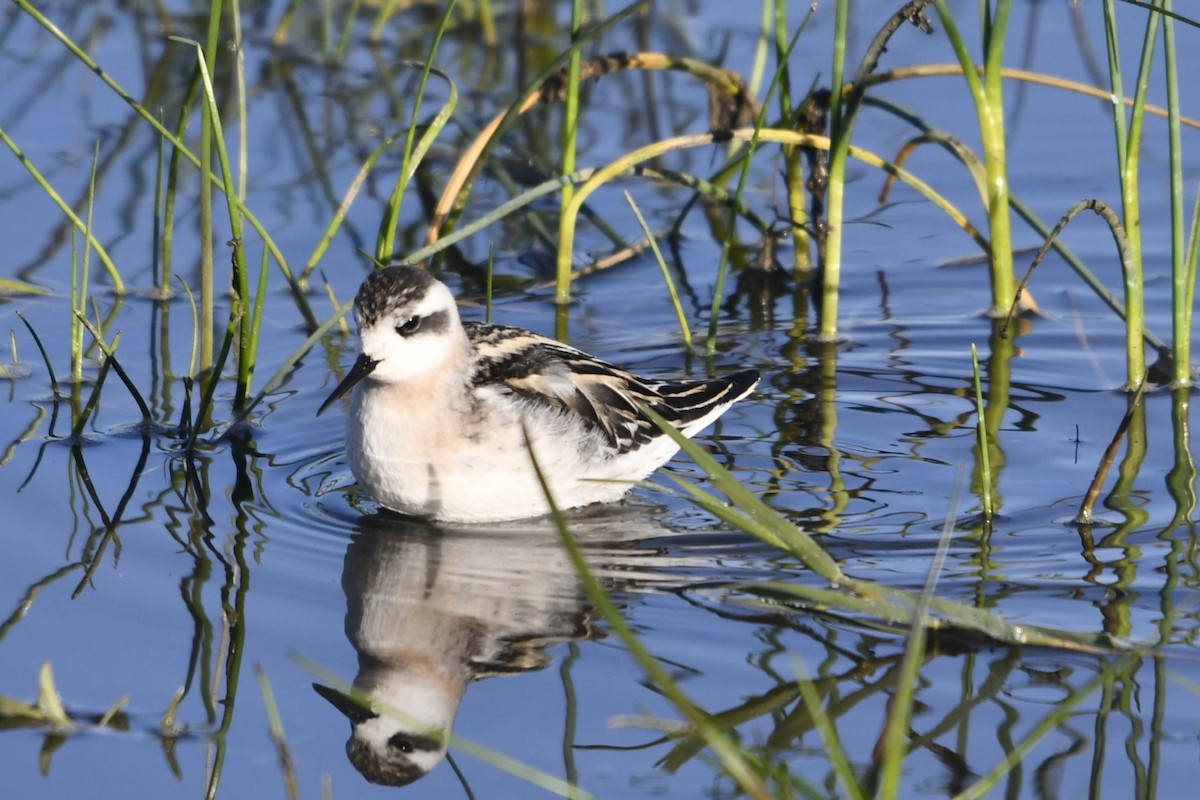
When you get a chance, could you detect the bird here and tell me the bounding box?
[313,511,700,785]
[312,517,597,786]
[317,265,759,523]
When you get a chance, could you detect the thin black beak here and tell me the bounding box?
[312,683,379,724]
[317,353,380,416]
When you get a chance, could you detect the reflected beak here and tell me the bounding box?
[317,353,380,416]
[313,683,379,724]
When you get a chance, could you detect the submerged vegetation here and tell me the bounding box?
[3,0,1200,797]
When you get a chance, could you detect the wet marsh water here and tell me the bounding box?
[3,1,1200,798]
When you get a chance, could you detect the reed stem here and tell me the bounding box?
[554,0,584,305]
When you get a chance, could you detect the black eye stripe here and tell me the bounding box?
[388,733,444,753]
[395,310,448,337]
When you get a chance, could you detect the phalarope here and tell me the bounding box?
[314,513,692,785]
[318,266,759,523]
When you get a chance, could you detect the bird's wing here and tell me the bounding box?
[467,323,677,453]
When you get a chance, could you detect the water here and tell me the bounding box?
[3,1,1200,797]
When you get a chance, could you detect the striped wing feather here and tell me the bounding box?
[466,323,755,454]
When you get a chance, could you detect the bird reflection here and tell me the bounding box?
[315,507,681,786]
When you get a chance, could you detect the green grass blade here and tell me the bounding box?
[525,435,772,800]
[1162,4,1193,385]
[300,127,404,285]
[623,191,692,348]
[185,322,236,449]
[644,402,1123,652]
[74,313,152,425]
[375,2,460,263]
[67,354,112,441]
[184,36,254,406]
[553,0,585,303]
[231,0,248,205]
[971,344,993,521]
[0,278,51,296]
[877,474,959,797]
[0,126,123,291]
[255,664,300,800]
[704,20,805,352]
[933,0,1015,314]
[790,656,866,800]
[78,141,100,385]
[819,0,851,342]
[640,403,844,582]
[176,276,200,380]
[15,312,59,396]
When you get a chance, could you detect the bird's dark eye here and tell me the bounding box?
[396,316,422,336]
[388,734,414,753]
